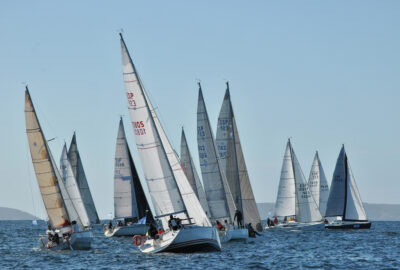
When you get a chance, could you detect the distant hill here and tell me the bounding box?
[0,207,37,220]
[257,203,400,221]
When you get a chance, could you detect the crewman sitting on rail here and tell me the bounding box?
[168,215,179,231]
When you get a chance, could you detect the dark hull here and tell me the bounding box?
[326,222,371,230]
[165,239,221,253]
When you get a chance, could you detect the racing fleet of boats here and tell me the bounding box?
[24,34,371,252]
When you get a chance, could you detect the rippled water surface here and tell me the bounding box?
[1,221,399,269]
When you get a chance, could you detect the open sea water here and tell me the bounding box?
[1,220,399,269]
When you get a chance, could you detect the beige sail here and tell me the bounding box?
[25,88,70,228]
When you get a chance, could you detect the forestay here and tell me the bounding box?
[325,146,367,221]
[180,128,210,215]
[308,152,329,217]
[216,84,261,230]
[120,34,210,228]
[114,118,139,219]
[197,84,236,222]
[274,141,296,217]
[290,144,322,223]
[68,133,100,224]
[60,145,91,228]
[24,89,70,228]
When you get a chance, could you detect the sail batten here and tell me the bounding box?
[216,85,262,230]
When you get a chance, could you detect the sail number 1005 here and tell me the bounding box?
[133,121,146,135]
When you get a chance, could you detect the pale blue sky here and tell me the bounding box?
[0,1,399,219]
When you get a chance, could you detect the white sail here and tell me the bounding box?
[274,141,296,217]
[25,89,70,228]
[308,152,330,216]
[197,84,236,222]
[120,34,210,228]
[60,145,91,228]
[180,128,210,215]
[326,146,367,221]
[114,118,139,219]
[345,162,367,221]
[68,133,100,224]
[290,144,322,223]
[216,84,262,230]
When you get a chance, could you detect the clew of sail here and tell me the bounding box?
[197,84,236,222]
[68,133,100,224]
[180,128,211,216]
[120,34,210,228]
[25,89,70,228]
[60,144,91,228]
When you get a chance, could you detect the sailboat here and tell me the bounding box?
[180,128,211,216]
[105,118,153,237]
[67,133,100,224]
[308,151,329,217]
[271,139,324,230]
[216,82,262,232]
[120,34,220,253]
[59,144,93,248]
[325,146,371,229]
[25,87,92,250]
[197,83,248,241]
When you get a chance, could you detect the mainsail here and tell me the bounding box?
[274,141,296,217]
[180,128,210,215]
[325,146,368,221]
[274,140,322,223]
[308,152,329,216]
[68,133,100,224]
[216,82,261,230]
[290,143,322,223]
[114,118,152,221]
[197,84,236,222]
[60,145,91,228]
[120,34,210,229]
[25,88,70,228]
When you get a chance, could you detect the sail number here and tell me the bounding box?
[219,119,229,131]
[127,92,136,107]
[133,121,146,135]
[197,126,205,137]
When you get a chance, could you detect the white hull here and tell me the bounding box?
[218,230,233,243]
[229,228,248,240]
[266,222,325,231]
[138,226,221,254]
[40,230,93,250]
[104,224,148,237]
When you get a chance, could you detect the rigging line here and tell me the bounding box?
[25,139,38,220]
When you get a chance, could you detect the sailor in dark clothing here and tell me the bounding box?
[108,220,113,230]
[148,223,158,239]
[247,223,261,238]
[168,215,179,231]
[234,210,243,228]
